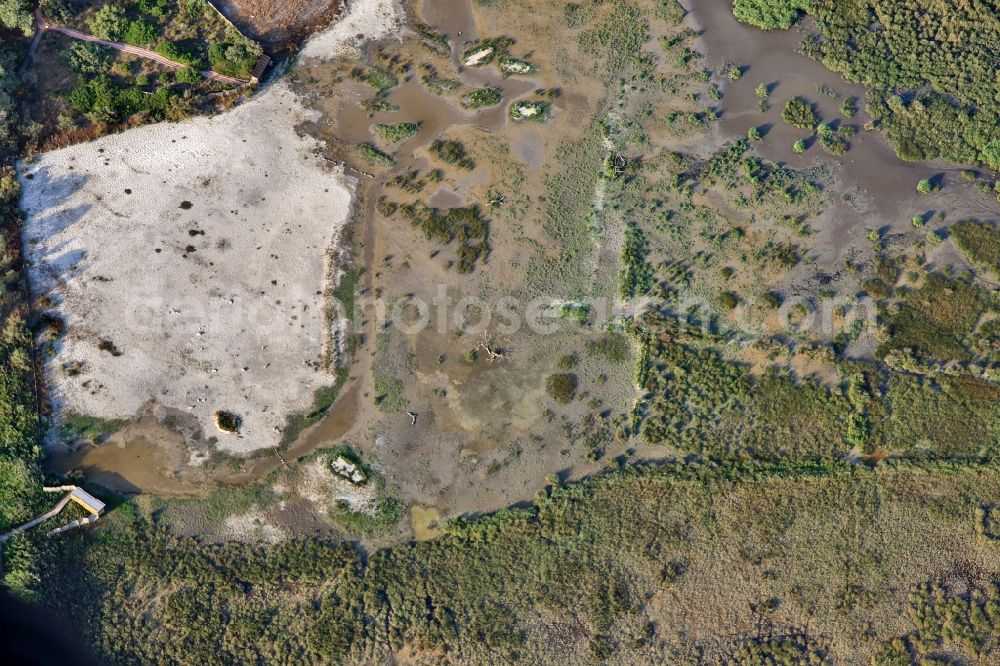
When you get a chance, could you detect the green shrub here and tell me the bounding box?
[982,140,1000,169]
[462,87,503,108]
[357,143,394,167]
[721,62,742,80]
[122,19,157,46]
[461,37,513,67]
[137,0,171,15]
[331,497,404,536]
[413,23,450,54]
[619,222,654,299]
[732,0,803,30]
[365,66,398,91]
[819,133,848,155]
[545,373,578,404]
[155,41,203,67]
[430,139,475,170]
[174,66,202,84]
[499,57,537,75]
[371,122,420,143]
[88,4,126,41]
[68,75,166,123]
[951,219,1000,278]
[207,35,263,79]
[42,0,80,24]
[509,100,550,122]
[840,96,857,118]
[65,42,113,75]
[781,97,818,128]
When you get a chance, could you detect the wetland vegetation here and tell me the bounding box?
[4,0,1000,662]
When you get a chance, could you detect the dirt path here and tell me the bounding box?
[34,10,247,85]
[26,18,45,62]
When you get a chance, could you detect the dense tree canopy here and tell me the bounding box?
[0,0,33,36]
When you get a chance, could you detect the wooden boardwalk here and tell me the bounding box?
[0,494,73,544]
[0,486,104,544]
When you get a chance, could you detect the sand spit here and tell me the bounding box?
[299,0,403,60]
[20,79,356,453]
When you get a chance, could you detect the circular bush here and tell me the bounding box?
[545,373,578,404]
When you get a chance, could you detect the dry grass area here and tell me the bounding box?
[213,0,342,50]
[35,460,1000,664]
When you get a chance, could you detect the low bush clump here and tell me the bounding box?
[399,204,490,272]
[461,37,514,67]
[69,75,177,123]
[732,0,803,30]
[413,23,449,54]
[498,57,536,75]
[357,143,394,167]
[951,219,1000,278]
[545,373,578,404]
[364,65,398,91]
[781,96,818,129]
[207,33,262,79]
[430,139,475,170]
[122,19,157,46]
[65,43,114,76]
[155,41,203,68]
[371,122,420,143]
[462,87,503,109]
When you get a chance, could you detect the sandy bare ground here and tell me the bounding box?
[20,79,356,453]
[299,0,402,60]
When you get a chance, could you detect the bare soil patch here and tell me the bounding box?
[21,78,356,455]
[213,0,343,51]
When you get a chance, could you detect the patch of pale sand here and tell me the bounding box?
[298,458,377,513]
[463,47,494,67]
[223,507,286,543]
[20,79,356,453]
[299,0,403,60]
